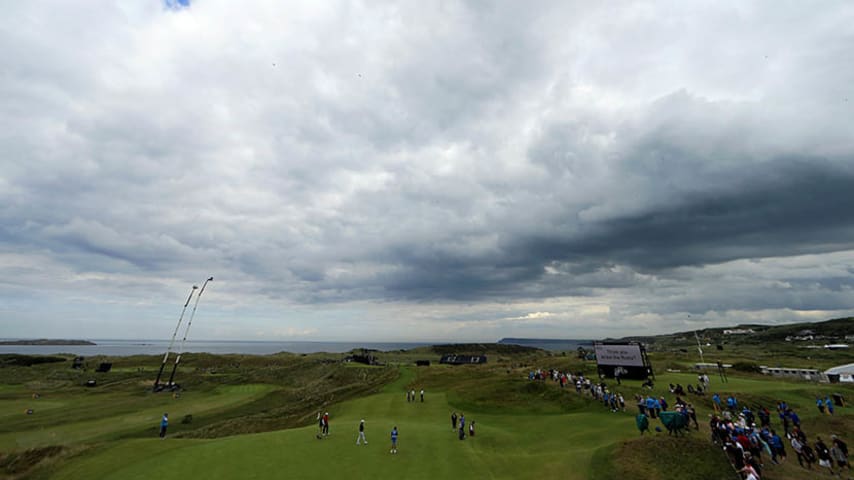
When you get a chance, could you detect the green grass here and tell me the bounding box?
[591,436,738,480]
[3,349,854,480]
[42,367,636,480]
[0,384,276,450]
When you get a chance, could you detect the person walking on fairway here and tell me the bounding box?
[451,412,457,432]
[322,412,330,436]
[420,389,424,402]
[356,419,367,445]
[390,426,399,454]
[159,413,168,439]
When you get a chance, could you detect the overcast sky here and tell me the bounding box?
[2,1,854,342]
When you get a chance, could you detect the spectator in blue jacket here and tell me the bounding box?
[159,413,168,439]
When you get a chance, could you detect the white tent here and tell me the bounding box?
[825,363,854,383]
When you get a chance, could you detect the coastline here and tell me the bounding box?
[0,339,96,346]
[0,338,591,356]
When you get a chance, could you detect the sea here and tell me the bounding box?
[0,339,433,357]
[0,338,591,357]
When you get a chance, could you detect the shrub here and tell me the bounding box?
[0,355,67,367]
[731,361,761,373]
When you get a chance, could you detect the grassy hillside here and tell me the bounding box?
[590,436,737,480]
[0,353,396,449]
[1,334,853,480]
[619,317,854,348]
[612,317,854,371]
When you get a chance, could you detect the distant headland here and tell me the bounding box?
[498,338,594,349]
[0,339,96,346]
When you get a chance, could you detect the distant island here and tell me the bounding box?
[0,339,96,346]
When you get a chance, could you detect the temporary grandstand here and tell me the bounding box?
[824,363,854,383]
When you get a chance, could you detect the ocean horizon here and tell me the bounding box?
[0,338,592,356]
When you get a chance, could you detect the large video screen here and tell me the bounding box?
[594,343,644,367]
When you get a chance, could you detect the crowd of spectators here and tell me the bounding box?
[528,367,849,478]
[710,399,849,477]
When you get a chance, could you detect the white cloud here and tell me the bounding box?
[2,1,854,341]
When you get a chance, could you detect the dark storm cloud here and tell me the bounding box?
[515,161,854,272]
[372,156,854,301]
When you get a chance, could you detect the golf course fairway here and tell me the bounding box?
[4,346,852,480]
[45,369,632,480]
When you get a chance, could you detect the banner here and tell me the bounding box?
[594,344,644,367]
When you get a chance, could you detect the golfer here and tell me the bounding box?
[159,413,168,439]
[390,426,399,454]
[357,419,367,445]
[322,412,330,436]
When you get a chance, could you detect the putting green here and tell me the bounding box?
[47,370,634,480]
